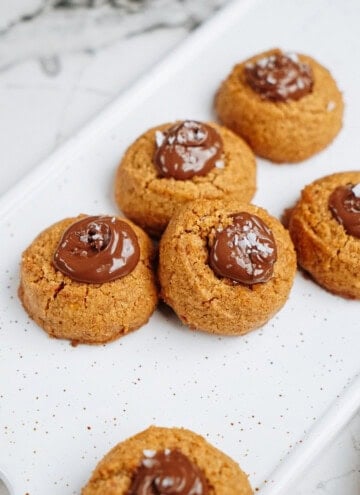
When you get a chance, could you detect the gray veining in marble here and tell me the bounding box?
[0,0,227,74]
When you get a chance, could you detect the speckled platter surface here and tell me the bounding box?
[0,0,359,494]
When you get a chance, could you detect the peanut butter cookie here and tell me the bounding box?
[215,48,343,163]
[19,215,158,344]
[115,120,256,236]
[159,199,296,335]
[288,171,360,298]
[82,426,253,495]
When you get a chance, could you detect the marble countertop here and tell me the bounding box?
[0,1,359,494]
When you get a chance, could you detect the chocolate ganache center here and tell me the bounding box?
[53,216,140,283]
[129,449,208,495]
[154,120,223,180]
[245,51,313,102]
[328,183,360,238]
[209,212,277,284]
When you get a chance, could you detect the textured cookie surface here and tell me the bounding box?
[288,171,360,298]
[159,199,296,335]
[115,122,256,235]
[82,426,253,495]
[19,215,158,344]
[215,48,343,163]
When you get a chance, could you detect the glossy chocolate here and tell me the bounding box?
[53,216,140,283]
[129,449,207,495]
[154,120,223,180]
[328,183,360,238]
[209,212,277,284]
[245,52,313,102]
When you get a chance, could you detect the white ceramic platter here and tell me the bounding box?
[1,0,359,493]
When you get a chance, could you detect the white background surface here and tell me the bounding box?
[0,1,359,494]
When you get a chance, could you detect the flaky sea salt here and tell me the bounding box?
[297,78,305,89]
[142,458,155,468]
[286,52,299,63]
[143,449,156,458]
[257,57,269,68]
[155,130,165,147]
[215,160,224,168]
[327,101,336,112]
[266,74,277,85]
[352,184,360,198]
[160,477,174,488]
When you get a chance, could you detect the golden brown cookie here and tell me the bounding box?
[19,215,158,344]
[215,48,343,163]
[288,171,360,298]
[115,121,256,236]
[82,426,253,495]
[159,199,296,335]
